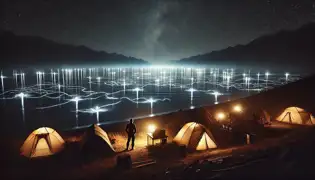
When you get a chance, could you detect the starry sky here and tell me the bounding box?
[2,0,315,63]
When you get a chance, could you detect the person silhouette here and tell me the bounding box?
[126,119,136,150]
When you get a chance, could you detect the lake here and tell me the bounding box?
[0,66,301,133]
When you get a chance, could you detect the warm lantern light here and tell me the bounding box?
[216,112,225,120]
[233,105,242,113]
[148,124,156,134]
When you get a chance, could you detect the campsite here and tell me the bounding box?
[3,1,315,179]
[2,73,315,180]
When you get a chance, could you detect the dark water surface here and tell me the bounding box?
[0,66,301,136]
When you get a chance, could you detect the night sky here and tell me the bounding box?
[2,0,315,63]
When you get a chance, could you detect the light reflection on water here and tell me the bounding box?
[0,67,300,131]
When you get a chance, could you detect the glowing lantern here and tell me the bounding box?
[216,112,226,121]
[148,124,156,134]
[233,105,242,113]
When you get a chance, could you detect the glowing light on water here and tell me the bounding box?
[186,88,197,108]
[169,78,172,91]
[146,97,156,104]
[248,77,251,88]
[70,96,82,111]
[133,87,142,92]
[285,72,289,82]
[186,88,197,92]
[191,77,194,88]
[70,96,82,126]
[0,74,5,92]
[13,72,18,87]
[265,72,270,76]
[0,67,301,128]
[90,106,107,123]
[211,91,222,104]
[15,92,28,110]
[146,97,157,116]
[51,71,58,84]
[20,73,26,88]
[132,87,143,103]
[245,77,251,90]
[242,73,246,86]
[36,71,45,89]
[15,92,28,123]
[155,79,160,93]
[265,71,270,87]
[226,75,231,90]
[123,79,126,93]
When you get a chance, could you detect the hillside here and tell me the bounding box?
[179,23,315,71]
[0,31,148,68]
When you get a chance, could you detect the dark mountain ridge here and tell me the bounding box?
[179,23,315,72]
[0,31,148,68]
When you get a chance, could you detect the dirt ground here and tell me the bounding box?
[2,119,304,180]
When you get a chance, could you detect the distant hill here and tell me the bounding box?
[0,31,148,68]
[178,23,315,72]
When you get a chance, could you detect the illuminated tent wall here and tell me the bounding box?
[276,107,315,125]
[262,110,271,123]
[20,127,65,158]
[173,122,217,151]
[81,124,115,156]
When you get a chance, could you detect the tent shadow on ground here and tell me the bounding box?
[17,141,85,168]
[79,124,116,163]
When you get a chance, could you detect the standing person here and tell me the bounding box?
[126,119,136,150]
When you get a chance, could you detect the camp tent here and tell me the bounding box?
[81,124,115,156]
[173,122,217,151]
[276,107,315,125]
[20,127,65,158]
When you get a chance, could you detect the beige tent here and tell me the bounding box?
[173,122,217,151]
[20,127,65,158]
[81,124,115,156]
[276,107,315,125]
